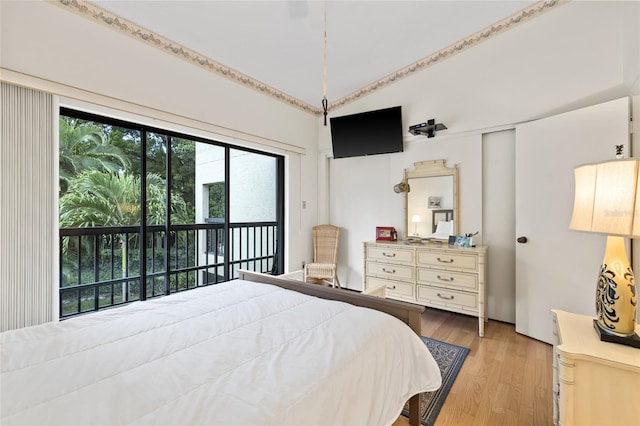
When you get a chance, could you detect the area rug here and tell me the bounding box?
[402,336,470,426]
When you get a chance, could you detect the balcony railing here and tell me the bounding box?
[59,221,279,318]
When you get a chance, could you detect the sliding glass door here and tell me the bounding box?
[58,108,284,318]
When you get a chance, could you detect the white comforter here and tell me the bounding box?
[1,280,441,425]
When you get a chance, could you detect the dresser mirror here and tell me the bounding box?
[404,160,459,239]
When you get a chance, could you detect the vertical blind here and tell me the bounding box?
[1,82,55,331]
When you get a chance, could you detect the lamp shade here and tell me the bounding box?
[569,158,640,347]
[570,159,640,237]
[411,215,421,223]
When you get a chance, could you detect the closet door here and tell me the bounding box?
[514,97,630,344]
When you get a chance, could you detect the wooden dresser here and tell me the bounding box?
[363,240,488,336]
[552,310,640,426]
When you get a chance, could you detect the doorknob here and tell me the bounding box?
[517,236,528,244]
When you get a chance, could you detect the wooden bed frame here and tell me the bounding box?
[238,270,425,426]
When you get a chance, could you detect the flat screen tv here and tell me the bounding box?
[330,106,403,159]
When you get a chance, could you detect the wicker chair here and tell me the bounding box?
[303,224,341,288]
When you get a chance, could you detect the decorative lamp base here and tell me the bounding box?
[593,319,640,349]
[595,236,638,341]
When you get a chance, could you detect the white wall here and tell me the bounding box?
[328,134,482,291]
[0,2,317,150]
[320,1,640,322]
[2,0,639,325]
[319,1,639,154]
[0,0,320,275]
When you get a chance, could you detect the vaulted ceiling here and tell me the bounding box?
[58,1,565,114]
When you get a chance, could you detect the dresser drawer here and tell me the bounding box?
[366,245,414,265]
[417,250,477,270]
[363,241,487,337]
[416,268,477,291]
[416,285,477,310]
[367,261,414,281]
[366,277,414,300]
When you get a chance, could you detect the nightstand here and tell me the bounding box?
[552,309,640,426]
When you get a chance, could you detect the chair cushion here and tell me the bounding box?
[304,263,336,279]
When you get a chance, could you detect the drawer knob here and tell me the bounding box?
[437,257,454,263]
[437,275,454,282]
[387,285,396,290]
[382,252,396,257]
[382,268,396,274]
[437,293,454,300]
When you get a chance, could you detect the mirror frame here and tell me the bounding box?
[404,159,459,239]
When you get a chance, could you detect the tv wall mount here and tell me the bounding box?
[409,119,447,138]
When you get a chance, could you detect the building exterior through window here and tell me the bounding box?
[58,108,284,318]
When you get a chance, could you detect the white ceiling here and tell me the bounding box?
[91,0,540,111]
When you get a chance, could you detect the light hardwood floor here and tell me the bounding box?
[393,308,553,426]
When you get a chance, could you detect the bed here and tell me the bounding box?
[1,270,441,426]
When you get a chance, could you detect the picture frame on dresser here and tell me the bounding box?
[375,226,397,241]
[453,236,472,248]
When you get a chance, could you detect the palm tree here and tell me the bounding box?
[58,117,131,194]
[60,169,188,228]
[59,170,189,289]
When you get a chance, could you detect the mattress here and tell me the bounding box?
[1,279,441,425]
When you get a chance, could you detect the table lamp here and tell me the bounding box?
[411,215,421,236]
[569,158,640,348]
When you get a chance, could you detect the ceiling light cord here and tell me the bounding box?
[322,1,328,126]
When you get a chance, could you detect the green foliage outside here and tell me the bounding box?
[59,170,188,227]
[208,182,225,219]
[58,117,131,195]
[58,115,203,316]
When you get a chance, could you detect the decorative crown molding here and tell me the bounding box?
[54,0,564,117]
[329,0,565,111]
[54,0,322,114]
